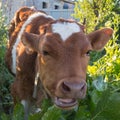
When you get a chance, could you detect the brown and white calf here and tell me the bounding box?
[5,6,113,119]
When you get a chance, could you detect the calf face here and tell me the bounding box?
[22,19,113,109]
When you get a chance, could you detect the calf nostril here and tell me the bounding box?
[61,81,86,93]
[80,82,86,91]
[62,82,71,92]
[81,85,85,91]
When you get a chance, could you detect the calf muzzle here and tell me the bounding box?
[54,77,87,109]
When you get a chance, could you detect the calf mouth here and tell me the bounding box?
[54,97,78,109]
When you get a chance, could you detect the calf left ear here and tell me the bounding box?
[21,32,40,52]
[87,28,113,51]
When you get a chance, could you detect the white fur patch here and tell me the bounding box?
[11,12,54,74]
[21,100,28,108]
[52,22,81,41]
[21,100,30,119]
[33,73,39,98]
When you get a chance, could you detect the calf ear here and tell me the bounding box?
[87,28,113,51]
[14,7,35,27]
[21,32,40,52]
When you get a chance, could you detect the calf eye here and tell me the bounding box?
[42,50,49,56]
[86,50,91,56]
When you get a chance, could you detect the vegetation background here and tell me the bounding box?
[0,0,120,120]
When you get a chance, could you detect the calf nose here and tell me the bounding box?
[61,81,87,98]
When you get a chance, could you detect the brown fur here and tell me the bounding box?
[5,6,113,116]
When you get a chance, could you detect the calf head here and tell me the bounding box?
[22,19,113,109]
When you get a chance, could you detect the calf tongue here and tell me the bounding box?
[58,98,75,103]
[54,97,78,108]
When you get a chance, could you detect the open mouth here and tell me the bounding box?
[54,97,78,109]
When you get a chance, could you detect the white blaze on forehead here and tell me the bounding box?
[11,12,54,74]
[52,22,81,41]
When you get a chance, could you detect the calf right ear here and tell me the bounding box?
[21,32,40,53]
[87,28,113,51]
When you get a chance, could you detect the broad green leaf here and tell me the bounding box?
[12,103,24,120]
[75,105,91,120]
[0,113,9,120]
[41,106,61,120]
[92,76,107,92]
[92,90,120,120]
[62,109,76,120]
[29,99,52,120]
[29,113,42,120]
[90,90,102,109]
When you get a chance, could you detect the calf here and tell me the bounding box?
[5,6,113,119]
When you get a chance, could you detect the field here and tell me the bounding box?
[0,0,120,120]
